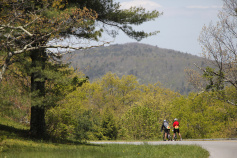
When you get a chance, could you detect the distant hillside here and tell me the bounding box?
[66,43,207,95]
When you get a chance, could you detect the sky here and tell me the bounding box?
[107,0,224,56]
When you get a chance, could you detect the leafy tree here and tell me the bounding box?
[0,0,161,138]
[56,72,179,140]
[186,0,237,106]
[120,105,160,140]
[171,91,237,138]
[74,110,95,141]
[47,70,237,140]
[0,0,99,138]
[101,108,118,140]
[118,74,141,106]
[199,0,237,90]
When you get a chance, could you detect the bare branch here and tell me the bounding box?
[0,52,14,82]
[24,16,39,28]
[0,40,110,83]
[46,42,110,51]
[192,90,205,100]
[194,63,237,89]
[0,24,33,37]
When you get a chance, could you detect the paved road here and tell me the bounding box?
[90,140,237,158]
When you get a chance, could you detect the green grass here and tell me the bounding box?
[0,117,209,158]
[0,117,29,143]
[1,139,209,158]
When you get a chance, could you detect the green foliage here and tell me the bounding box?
[120,105,160,140]
[203,67,224,91]
[0,52,83,125]
[2,59,236,141]
[101,108,118,140]
[46,106,76,140]
[75,110,96,141]
[46,71,237,140]
[0,73,31,123]
[171,90,237,139]
[67,0,161,41]
[1,0,161,138]
[67,43,208,95]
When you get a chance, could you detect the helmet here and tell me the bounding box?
[174,118,178,121]
[164,120,166,122]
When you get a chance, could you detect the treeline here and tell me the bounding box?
[45,72,237,141]
[0,69,236,141]
[68,43,209,95]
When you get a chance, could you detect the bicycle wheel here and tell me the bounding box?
[174,133,177,141]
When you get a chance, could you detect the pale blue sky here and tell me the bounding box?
[110,0,224,56]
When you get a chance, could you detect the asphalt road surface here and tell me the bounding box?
[90,140,237,158]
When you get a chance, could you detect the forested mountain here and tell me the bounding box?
[67,43,208,94]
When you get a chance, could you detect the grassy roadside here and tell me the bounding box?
[0,117,209,158]
[0,139,209,158]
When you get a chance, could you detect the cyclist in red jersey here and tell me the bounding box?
[173,118,182,141]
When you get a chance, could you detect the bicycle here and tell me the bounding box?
[173,131,177,141]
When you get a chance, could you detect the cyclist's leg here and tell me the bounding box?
[164,129,168,141]
[178,131,182,140]
[173,129,176,140]
[164,132,167,140]
[167,129,170,140]
[177,129,182,140]
[163,131,165,140]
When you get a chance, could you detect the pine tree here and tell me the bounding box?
[0,0,161,138]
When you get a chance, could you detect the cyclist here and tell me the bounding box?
[161,120,171,141]
[173,118,182,141]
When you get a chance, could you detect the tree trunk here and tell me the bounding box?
[29,48,47,138]
[30,106,46,138]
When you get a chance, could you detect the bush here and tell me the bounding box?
[46,107,76,140]
[101,108,118,140]
[75,110,94,140]
[120,105,160,140]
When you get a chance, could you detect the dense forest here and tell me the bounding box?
[67,43,209,95]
